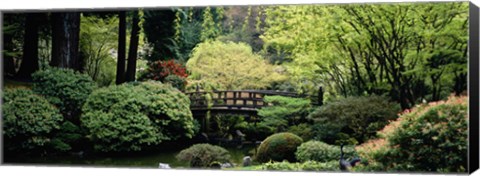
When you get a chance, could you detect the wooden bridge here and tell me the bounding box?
[185,90,321,118]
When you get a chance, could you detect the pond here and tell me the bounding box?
[4,145,256,169]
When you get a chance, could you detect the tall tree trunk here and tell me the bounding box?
[50,12,81,71]
[126,11,140,82]
[16,13,40,79]
[116,11,127,84]
[3,24,16,77]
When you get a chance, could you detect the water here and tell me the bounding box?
[4,145,256,169]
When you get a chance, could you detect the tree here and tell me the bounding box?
[142,10,176,61]
[50,12,82,71]
[2,13,25,77]
[116,11,127,84]
[126,10,141,82]
[80,14,118,86]
[261,3,468,108]
[16,13,41,79]
[186,40,286,90]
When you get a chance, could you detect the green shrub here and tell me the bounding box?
[357,96,468,172]
[243,122,275,141]
[260,160,339,171]
[2,89,63,153]
[308,95,399,144]
[295,140,356,162]
[287,123,313,141]
[164,74,187,91]
[32,67,97,120]
[258,96,312,132]
[81,81,196,152]
[256,132,303,163]
[176,143,231,168]
[300,160,339,171]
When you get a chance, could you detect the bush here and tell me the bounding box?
[260,160,339,171]
[81,81,196,152]
[164,74,187,91]
[356,96,468,172]
[176,144,231,168]
[243,122,275,142]
[2,89,63,153]
[255,132,303,163]
[139,59,188,82]
[308,95,400,144]
[287,123,313,141]
[258,96,312,132]
[295,140,356,162]
[32,67,97,120]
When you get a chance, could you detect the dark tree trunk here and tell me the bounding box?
[126,11,140,82]
[16,13,40,80]
[50,12,82,71]
[3,25,16,77]
[116,11,127,84]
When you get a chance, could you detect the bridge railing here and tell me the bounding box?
[185,90,302,111]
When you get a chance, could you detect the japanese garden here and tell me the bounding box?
[2,2,469,173]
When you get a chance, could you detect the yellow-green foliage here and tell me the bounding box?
[356,96,468,172]
[186,40,286,90]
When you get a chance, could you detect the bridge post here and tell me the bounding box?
[318,86,324,106]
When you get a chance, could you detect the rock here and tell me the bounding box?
[221,162,234,169]
[158,163,171,169]
[243,156,252,167]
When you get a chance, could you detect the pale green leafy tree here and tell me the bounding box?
[186,40,287,90]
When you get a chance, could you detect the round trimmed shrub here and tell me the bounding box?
[81,81,195,152]
[176,143,231,168]
[256,132,303,163]
[2,88,63,152]
[295,140,355,162]
[32,68,97,120]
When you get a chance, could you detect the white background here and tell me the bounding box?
[0,0,479,176]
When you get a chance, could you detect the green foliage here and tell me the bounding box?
[2,88,63,153]
[243,122,275,141]
[287,124,313,141]
[176,143,231,168]
[256,132,303,163]
[32,68,97,120]
[50,121,83,152]
[260,160,339,171]
[262,3,468,107]
[211,114,247,138]
[186,40,286,90]
[295,141,355,162]
[201,7,220,41]
[164,74,187,91]
[258,96,312,132]
[308,95,399,144]
[81,81,195,152]
[143,10,177,61]
[357,96,468,172]
[80,15,118,86]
